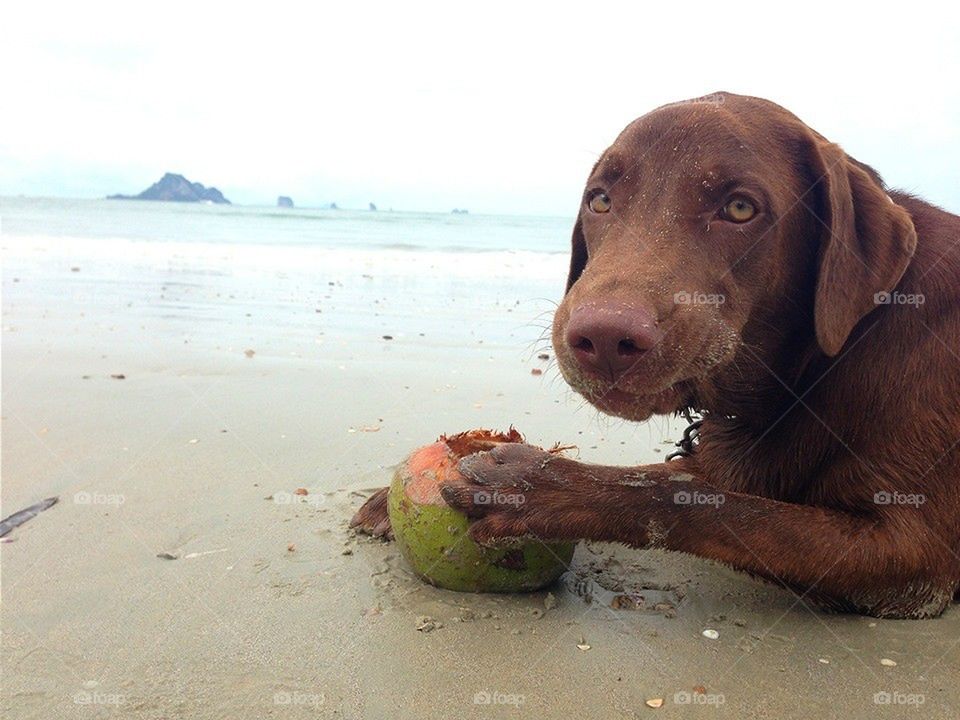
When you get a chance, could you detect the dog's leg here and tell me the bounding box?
[442,445,956,618]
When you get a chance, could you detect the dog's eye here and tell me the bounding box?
[588,192,611,214]
[723,197,756,223]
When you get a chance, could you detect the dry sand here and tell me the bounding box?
[2,235,958,719]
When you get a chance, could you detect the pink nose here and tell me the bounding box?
[565,302,661,377]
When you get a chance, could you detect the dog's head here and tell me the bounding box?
[552,92,917,421]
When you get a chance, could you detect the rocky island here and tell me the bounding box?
[277,196,294,208]
[109,173,230,204]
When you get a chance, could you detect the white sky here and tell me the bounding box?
[1,0,958,215]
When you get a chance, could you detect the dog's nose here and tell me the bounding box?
[565,302,661,377]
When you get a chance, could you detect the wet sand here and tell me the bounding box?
[2,234,958,718]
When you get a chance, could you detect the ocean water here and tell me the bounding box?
[1,196,575,352]
[0,196,574,256]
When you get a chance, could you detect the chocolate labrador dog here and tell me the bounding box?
[352,92,960,619]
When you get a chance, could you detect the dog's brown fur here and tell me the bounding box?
[354,92,960,618]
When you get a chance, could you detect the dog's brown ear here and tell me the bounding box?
[810,141,917,356]
[565,214,588,294]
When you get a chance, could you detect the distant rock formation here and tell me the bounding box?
[369,202,377,211]
[328,202,339,210]
[277,196,294,208]
[108,173,230,204]
[451,208,469,214]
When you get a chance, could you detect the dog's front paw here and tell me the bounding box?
[439,444,584,544]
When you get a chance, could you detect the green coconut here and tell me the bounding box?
[387,429,575,593]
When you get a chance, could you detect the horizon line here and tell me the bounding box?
[0,192,575,222]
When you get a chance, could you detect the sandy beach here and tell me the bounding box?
[3,206,958,719]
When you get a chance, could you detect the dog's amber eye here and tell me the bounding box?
[723,197,756,223]
[588,192,611,214]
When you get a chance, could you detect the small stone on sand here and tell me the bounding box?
[416,616,439,632]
